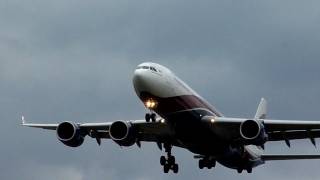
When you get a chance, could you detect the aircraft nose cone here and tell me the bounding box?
[133,69,144,85]
[133,69,150,96]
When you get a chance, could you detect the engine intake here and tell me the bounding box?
[109,121,136,146]
[56,122,85,147]
[239,119,268,145]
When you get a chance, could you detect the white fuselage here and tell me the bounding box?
[133,62,222,117]
[132,62,263,170]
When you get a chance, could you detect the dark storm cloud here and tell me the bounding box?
[1,0,320,179]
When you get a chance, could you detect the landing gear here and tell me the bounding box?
[237,167,252,174]
[145,113,156,122]
[160,143,179,174]
[160,156,166,166]
[198,157,216,169]
[172,163,179,173]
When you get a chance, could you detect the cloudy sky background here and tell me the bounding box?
[1,0,320,179]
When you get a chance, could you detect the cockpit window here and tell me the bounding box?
[150,67,157,72]
[137,66,159,73]
[137,66,150,70]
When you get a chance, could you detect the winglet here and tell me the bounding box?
[21,116,26,125]
[255,98,267,119]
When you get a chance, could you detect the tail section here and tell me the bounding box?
[255,98,267,119]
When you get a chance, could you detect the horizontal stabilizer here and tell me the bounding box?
[262,154,320,161]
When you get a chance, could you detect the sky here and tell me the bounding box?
[1,0,320,179]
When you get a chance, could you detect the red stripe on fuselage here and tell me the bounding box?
[139,92,223,117]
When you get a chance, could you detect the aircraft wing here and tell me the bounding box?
[263,120,320,142]
[211,117,320,144]
[262,154,320,161]
[22,117,177,146]
[207,98,320,145]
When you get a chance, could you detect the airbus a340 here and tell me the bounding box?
[23,62,320,174]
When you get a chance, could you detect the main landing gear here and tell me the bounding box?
[145,113,156,122]
[198,157,216,169]
[237,167,252,174]
[160,143,179,174]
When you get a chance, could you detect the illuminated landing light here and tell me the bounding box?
[210,118,216,123]
[145,99,158,109]
[161,119,166,123]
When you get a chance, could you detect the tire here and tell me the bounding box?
[160,156,166,166]
[151,113,156,122]
[145,113,150,122]
[168,156,175,165]
[212,160,216,168]
[237,168,243,174]
[173,164,179,174]
[247,168,252,173]
[208,160,215,169]
[199,159,204,169]
[163,164,170,173]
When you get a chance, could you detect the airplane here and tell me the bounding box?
[22,62,320,174]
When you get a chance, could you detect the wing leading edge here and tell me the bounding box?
[21,116,176,145]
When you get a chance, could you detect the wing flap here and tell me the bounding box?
[264,120,320,132]
[262,154,320,161]
[268,130,320,141]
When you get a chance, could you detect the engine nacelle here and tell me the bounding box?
[109,121,137,147]
[56,121,85,147]
[239,119,268,146]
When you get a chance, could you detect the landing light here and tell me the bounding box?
[145,99,158,109]
[210,118,216,123]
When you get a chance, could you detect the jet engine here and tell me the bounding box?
[239,119,268,146]
[109,121,137,146]
[56,121,85,147]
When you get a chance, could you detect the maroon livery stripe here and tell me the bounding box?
[140,92,223,117]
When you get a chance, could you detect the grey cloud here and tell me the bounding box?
[1,0,320,179]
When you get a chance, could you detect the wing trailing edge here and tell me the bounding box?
[262,154,320,161]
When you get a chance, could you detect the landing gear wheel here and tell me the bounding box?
[198,158,216,170]
[161,143,179,174]
[208,160,216,169]
[199,159,204,169]
[151,113,156,122]
[145,113,151,122]
[247,168,252,173]
[163,164,170,173]
[172,164,179,173]
[237,168,243,174]
[212,160,216,168]
[160,156,166,166]
[168,156,175,165]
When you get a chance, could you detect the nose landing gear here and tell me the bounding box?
[145,113,157,122]
[144,99,158,122]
